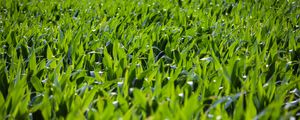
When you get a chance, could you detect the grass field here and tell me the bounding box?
[1,0,300,119]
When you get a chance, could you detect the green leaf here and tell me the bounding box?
[31,76,44,92]
[29,52,37,70]
[103,47,113,70]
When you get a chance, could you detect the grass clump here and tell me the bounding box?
[0,0,300,119]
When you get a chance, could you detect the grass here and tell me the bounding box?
[0,0,300,119]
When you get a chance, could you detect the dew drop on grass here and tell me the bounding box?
[42,79,48,84]
[266,64,269,68]
[88,51,97,54]
[290,117,296,120]
[129,88,134,93]
[89,71,95,77]
[136,64,140,67]
[112,101,119,107]
[187,81,193,86]
[178,93,184,98]
[216,115,222,120]
[242,75,247,79]
[94,81,102,85]
[200,57,213,62]
[117,82,124,87]
[289,88,300,97]
[98,71,104,76]
[2,45,7,49]
[208,114,214,118]
[284,99,300,110]
[219,87,223,90]
[263,83,269,88]
[110,92,117,96]
[170,65,177,69]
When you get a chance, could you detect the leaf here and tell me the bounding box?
[133,89,147,109]
[82,89,96,111]
[0,92,5,109]
[29,51,37,70]
[46,45,54,60]
[103,47,113,70]
[31,76,44,92]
